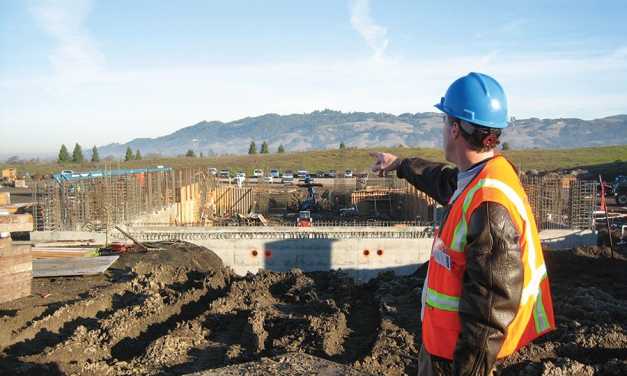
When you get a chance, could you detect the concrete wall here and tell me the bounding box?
[30,226,598,282]
[126,226,433,282]
[539,229,597,250]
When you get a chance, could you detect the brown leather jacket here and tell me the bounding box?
[397,157,523,376]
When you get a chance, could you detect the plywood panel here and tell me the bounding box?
[33,255,119,277]
[0,244,31,257]
[0,278,31,304]
[0,214,33,232]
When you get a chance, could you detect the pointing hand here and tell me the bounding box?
[369,152,401,177]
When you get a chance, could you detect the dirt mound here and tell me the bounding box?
[114,240,224,271]
[0,243,625,375]
[195,352,371,375]
[571,245,627,260]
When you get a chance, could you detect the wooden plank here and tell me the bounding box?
[31,247,97,259]
[0,253,32,274]
[0,237,11,250]
[0,214,33,233]
[0,278,32,304]
[0,192,10,206]
[33,255,119,277]
[0,271,32,285]
[0,205,19,214]
[0,244,31,257]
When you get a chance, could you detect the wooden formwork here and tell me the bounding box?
[350,184,436,221]
[0,212,33,304]
[177,182,200,224]
[211,186,255,217]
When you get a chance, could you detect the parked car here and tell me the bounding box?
[270,169,280,178]
[327,170,337,178]
[253,169,264,177]
[282,170,294,183]
[263,176,274,184]
[344,169,353,178]
[315,171,325,178]
[219,169,230,178]
[296,170,309,179]
[208,167,218,176]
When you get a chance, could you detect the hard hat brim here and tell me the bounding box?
[434,103,507,129]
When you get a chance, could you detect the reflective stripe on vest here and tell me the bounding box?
[426,288,460,312]
[450,180,487,252]
[533,289,551,333]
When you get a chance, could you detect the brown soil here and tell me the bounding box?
[0,242,625,375]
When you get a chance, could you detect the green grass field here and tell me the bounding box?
[2,145,626,178]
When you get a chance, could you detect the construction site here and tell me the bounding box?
[0,166,626,375]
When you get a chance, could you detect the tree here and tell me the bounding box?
[91,146,100,162]
[502,142,511,151]
[185,149,196,157]
[260,141,269,154]
[72,143,84,163]
[135,149,142,160]
[248,141,257,155]
[339,142,346,150]
[124,146,134,161]
[58,144,70,163]
[277,144,285,153]
[199,152,204,158]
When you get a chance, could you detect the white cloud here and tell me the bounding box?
[29,0,104,79]
[349,0,389,59]
[2,7,626,156]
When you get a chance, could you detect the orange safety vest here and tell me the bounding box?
[422,155,555,360]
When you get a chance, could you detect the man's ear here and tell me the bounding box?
[450,120,460,139]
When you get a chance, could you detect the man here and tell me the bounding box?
[371,72,555,375]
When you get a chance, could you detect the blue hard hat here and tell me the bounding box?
[435,72,508,129]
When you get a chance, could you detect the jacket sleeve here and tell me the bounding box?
[452,201,523,376]
[396,157,458,205]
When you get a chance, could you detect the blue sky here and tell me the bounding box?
[1,0,626,156]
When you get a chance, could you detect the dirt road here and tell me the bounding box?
[0,241,625,375]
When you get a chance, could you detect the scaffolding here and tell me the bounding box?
[33,168,217,231]
[521,174,597,230]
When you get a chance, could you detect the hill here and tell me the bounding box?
[97,111,627,158]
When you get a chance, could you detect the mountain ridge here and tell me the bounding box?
[97,110,627,158]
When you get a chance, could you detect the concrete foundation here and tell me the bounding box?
[28,226,597,282]
[539,229,598,250]
[125,226,433,282]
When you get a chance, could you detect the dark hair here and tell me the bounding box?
[449,116,501,152]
